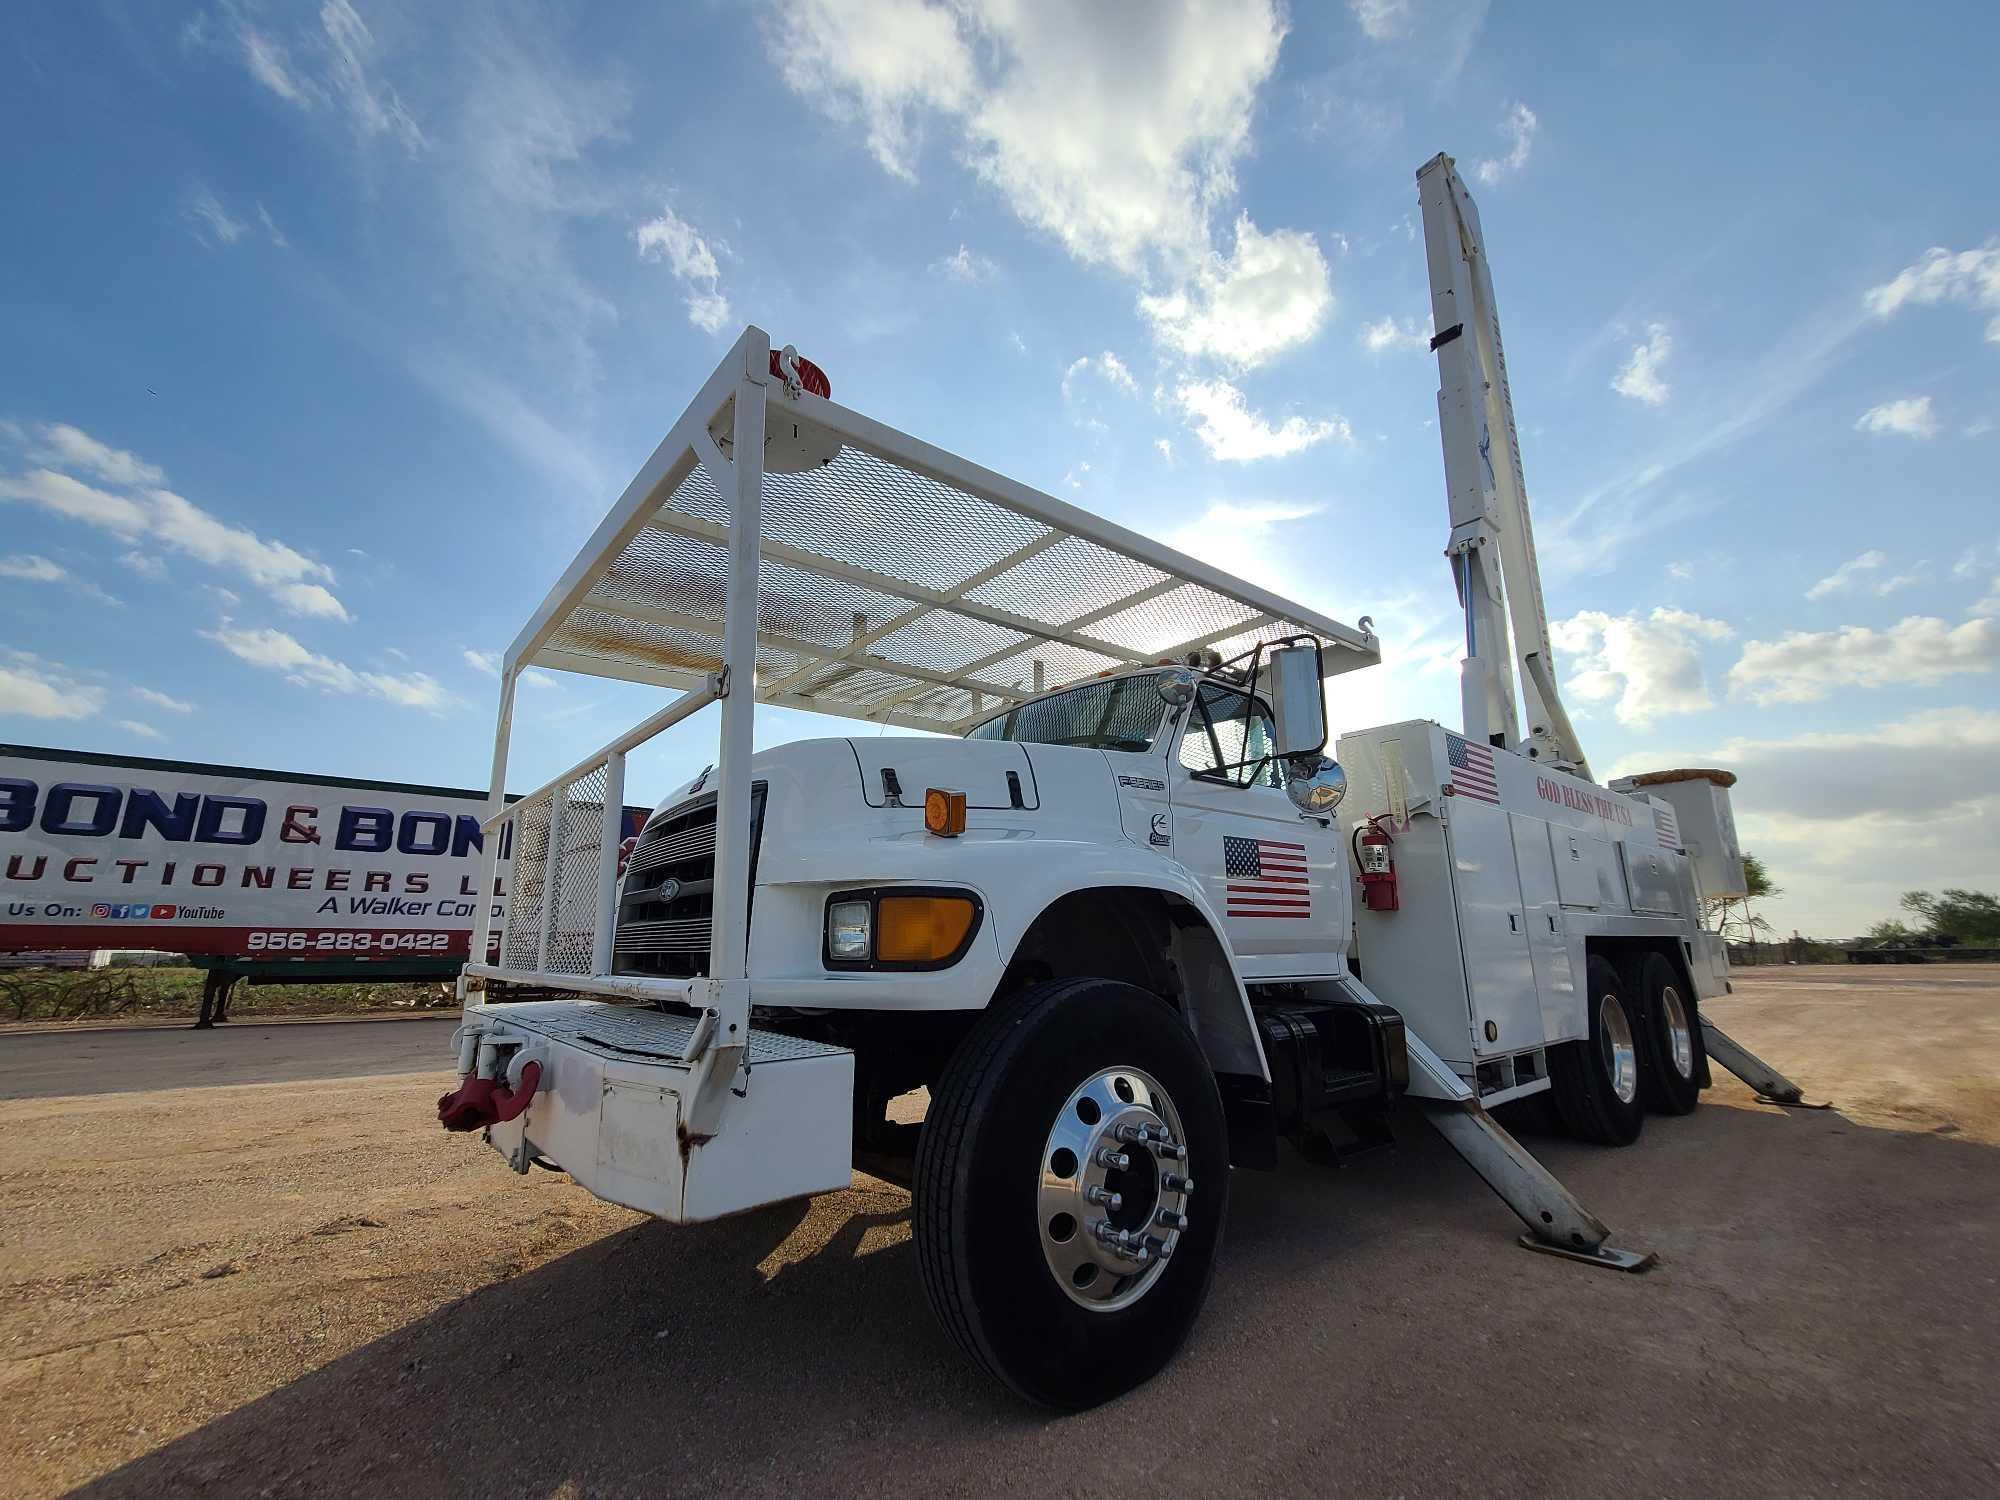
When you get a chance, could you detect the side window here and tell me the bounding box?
[1177,685,1280,788]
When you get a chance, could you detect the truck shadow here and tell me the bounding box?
[80,1089,1998,1497]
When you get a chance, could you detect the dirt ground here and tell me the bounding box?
[3,966,1996,1498]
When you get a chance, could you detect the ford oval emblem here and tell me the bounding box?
[657,877,683,902]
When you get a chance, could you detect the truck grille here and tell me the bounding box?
[613,783,765,979]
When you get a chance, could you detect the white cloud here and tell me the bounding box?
[3,423,346,616]
[216,0,424,153]
[1549,607,1733,727]
[185,185,249,246]
[204,622,448,710]
[1666,560,1693,581]
[133,687,194,714]
[769,1,1320,372]
[0,469,150,534]
[256,201,289,248]
[114,719,162,740]
[1154,437,1173,461]
[0,554,65,582]
[273,581,352,620]
[1863,241,2000,345]
[0,656,104,721]
[1137,213,1333,370]
[1061,351,1138,401]
[1474,101,1537,186]
[633,204,733,334]
[1805,549,1885,600]
[32,423,163,486]
[931,244,996,282]
[318,0,426,152]
[1854,395,1938,439]
[1173,378,1350,461]
[461,647,556,687]
[146,486,334,592]
[1360,315,1430,354]
[1611,323,1672,405]
[119,551,168,580]
[1164,500,1322,592]
[1347,0,1411,40]
[1728,615,2000,704]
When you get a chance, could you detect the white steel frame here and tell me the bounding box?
[461,327,1382,1058]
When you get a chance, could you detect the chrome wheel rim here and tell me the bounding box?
[1599,993,1639,1104]
[1038,1065,1191,1312]
[1661,985,1694,1079]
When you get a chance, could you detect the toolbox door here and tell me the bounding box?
[1444,798,1543,1058]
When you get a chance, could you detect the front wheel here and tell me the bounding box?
[913,977,1228,1409]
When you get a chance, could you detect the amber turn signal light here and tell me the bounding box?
[875,895,977,963]
[923,787,967,837]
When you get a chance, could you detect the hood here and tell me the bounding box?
[847,737,1039,810]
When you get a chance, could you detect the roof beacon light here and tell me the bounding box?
[924,788,967,837]
[709,344,840,473]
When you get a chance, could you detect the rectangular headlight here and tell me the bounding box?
[827,899,872,961]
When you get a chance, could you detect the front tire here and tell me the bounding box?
[1548,955,1646,1146]
[913,977,1228,1409]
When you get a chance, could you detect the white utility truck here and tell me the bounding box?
[441,153,1807,1408]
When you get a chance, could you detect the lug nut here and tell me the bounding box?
[1161,1173,1194,1195]
[1094,1147,1130,1171]
[1152,1139,1188,1161]
[1085,1185,1122,1210]
[1144,1235,1173,1260]
[1113,1123,1149,1144]
[1156,1208,1188,1231]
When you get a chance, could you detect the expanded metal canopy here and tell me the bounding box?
[508,330,1380,735]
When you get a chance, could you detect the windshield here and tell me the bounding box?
[964,673,1167,752]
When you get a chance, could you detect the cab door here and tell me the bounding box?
[1170,682,1341,971]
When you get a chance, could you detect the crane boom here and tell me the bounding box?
[1416,152,1590,780]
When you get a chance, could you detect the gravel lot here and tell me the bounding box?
[3,966,1996,1497]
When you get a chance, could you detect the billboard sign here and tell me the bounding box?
[0,745,646,962]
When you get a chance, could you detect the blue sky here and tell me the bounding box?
[3,0,1997,936]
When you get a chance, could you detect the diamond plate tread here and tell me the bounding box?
[482,1000,846,1065]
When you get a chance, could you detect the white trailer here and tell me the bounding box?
[440,155,1805,1408]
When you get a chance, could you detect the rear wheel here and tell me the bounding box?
[1626,950,1704,1114]
[1548,955,1646,1146]
[913,976,1227,1409]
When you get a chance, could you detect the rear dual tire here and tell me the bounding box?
[1625,950,1705,1115]
[1549,955,1646,1145]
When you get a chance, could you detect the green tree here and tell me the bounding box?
[1706,853,1780,945]
[1864,918,1915,946]
[1898,889,2000,943]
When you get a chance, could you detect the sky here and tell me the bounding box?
[3,0,1997,939]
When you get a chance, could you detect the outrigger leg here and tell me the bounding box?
[1699,1018,1825,1108]
[1424,1099,1658,1271]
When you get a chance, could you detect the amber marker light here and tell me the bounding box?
[876,894,978,963]
[923,787,967,837]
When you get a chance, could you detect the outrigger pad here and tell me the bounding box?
[1518,1234,1658,1272]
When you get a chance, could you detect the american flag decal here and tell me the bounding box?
[1224,835,1312,918]
[1445,734,1500,803]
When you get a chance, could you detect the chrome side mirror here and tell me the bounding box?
[1266,642,1327,759]
[1286,756,1347,814]
[1156,669,1196,707]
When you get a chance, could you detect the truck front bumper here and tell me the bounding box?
[455,999,854,1223]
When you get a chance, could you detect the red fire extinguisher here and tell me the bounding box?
[1353,816,1399,912]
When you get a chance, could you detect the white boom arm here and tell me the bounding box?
[1417,152,1590,779]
